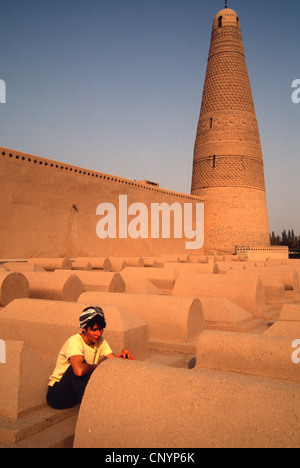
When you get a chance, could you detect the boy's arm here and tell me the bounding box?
[69,355,98,377]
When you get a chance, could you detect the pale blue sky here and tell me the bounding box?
[0,0,299,235]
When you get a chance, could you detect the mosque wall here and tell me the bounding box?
[0,147,204,259]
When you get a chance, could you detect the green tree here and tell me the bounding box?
[270,230,300,251]
[281,230,288,246]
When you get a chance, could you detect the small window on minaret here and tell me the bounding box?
[210,118,213,129]
[218,16,223,28]
[213,155,216,168]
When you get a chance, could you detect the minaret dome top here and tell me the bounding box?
[212,8,240,31]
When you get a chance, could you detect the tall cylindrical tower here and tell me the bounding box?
[191,7,270,254]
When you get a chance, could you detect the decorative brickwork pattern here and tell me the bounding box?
[191,157,266,192]
[200,51,255,114]
[209,26,244,56]
[195,114,261,148]
[191,8,270,253]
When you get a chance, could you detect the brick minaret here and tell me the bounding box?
[191,7,270,254]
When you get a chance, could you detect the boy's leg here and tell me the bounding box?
[47,359,105,410]
[47,365,81,410]
[71,373,91,403]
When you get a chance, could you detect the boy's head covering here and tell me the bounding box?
[79,307,105,329]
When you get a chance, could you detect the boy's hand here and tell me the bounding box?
[117,348,135,360]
